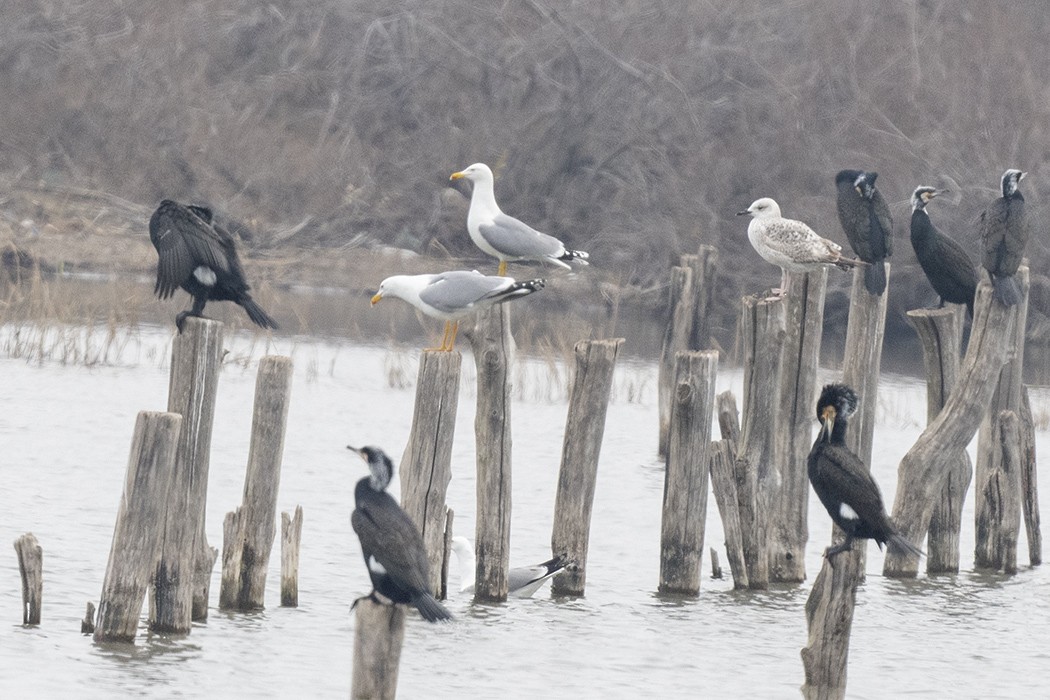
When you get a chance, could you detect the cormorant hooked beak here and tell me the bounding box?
[819,405,837,442]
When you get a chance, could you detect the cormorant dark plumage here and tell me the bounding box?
[148,199,278,331]
[348,445,452,623]
[835,170,894,295]
[979,169,1029,306]
[909,186,978,317]
[807,384,923,559]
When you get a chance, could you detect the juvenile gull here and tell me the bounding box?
[737,197,863,298]
[449,163,589,276]
[370,270,544,351]
[909,186,977,317]
[450,536,570,598]
[979,169,1029,306]
[835,170,894,296]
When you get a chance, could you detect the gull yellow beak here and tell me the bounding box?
[370,292,383,306]
[450,171,465,181]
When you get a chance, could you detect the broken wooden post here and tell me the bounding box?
[975,411,1023,574]
[14,533,42,625]
[152,317,222,632]
[800,552,864,700]
[351,598,406,700]
[710,548,722,579]
[280,505,304,607]
[658,266,694,457]
[908,306,971,574]
[685,245,719,352]
[551,338,624,596]
[96,411,182,643]
[1020,388,1042,566]
[399,351,461,597]
[708,394,748,589]
[658,350,718,595]
[81,602,95,634]
[770,269,827,583]
[220,356,294,610]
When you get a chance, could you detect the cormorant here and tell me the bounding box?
[909,186,977,317]
[148,200,277,331]
[348,445,452,623]
[835,170,894,295]
[737,197,864,299]
[979,169,1029,306]
[807,384,923,559]
[450,536,571,598]
[449,163,589,276]
[370,270,544,351]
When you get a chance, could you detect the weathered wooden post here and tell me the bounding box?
[770,269,827,583]
[152,317,222,633]
[399,351,461,597]
[280,505,304,607]
[551,338,624,596]
[81,602,96,634]
[14,533,42,625]
[800,552,863,700]
[220,356,294,610]
[685,245,719,352]
[658,351,719,594]
[907,306,971,574]
[96,411,182,643]
[708,392,748,588]
[351,598,406,700]
[975,411,1023,573]
[841,265,889,469]
[658,266,694,457]
[1020,389,1042,566]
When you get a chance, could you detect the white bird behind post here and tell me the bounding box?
[450,536,570,598]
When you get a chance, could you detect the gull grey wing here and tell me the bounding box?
[761,221,841,262]
[479,213,564,258]
[418,271,510,314]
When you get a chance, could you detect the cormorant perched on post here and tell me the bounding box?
[148,199,278,331]
[348,445,452,622]
[807,384,923,559]
[979,169,1029,306]
[835,169,894,295]
[909,186,978,317]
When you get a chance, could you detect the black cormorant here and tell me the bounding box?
[835,170,894,295]
[909,186,978,317]
[979,169,1029,306]
[348,445,452,622]
[807,384,923,559]
[148,200,278,331]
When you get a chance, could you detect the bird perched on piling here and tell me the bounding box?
[909,186,977,317]
[371,270,544,351]
[348,445,452,623]
[450,536,571,598]
[807,384,924,559]
[835,170,894,295]
[979,169,1029,306]
[148,200,277,331]
[737,197,865,299]
[449,163,589,276]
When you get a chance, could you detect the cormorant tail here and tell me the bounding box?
[863,260,887,295]
[558,249,590,267]
[887,533,924,559]
[991,274,1022,307]
[412,592,453,623]
[241,296,279,330]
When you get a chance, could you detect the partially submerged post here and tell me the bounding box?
[351,598,406,700]
[1019,389,1042,566]
[658,351,718,595]
[658,266,694,457]
[280,505,304,607]
[14,533,43,625]
[708,392,748,588]
[800,552,863,700]
[551,338,624,596]
[975,411,1023,573]
[220,356,294,611]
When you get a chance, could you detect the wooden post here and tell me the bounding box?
[708,429,748,588]
[441,507,454,601]
[1020,388,1042,566]
[841,265,889,468]
[96,411,182,643]
[152,317,223,633]
[710,548,722,579]
[470,304,514,602]
[220,356,293,610]
[658,351,718,595]
[14,533,42,625]
[800,552,863,700]
[770,269,827,583]
[351,598,406,700]
[280,505,304,607]
[884,271,1027,577]
[551,338,624,596]
[685,245,719,352]
[81,602,96,634]
[975,411,1023,573]
[907,306,971,574]
[658,266,694,457]
[399,351,461,596]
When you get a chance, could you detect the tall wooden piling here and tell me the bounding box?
[709,392,748,588]
[975,411,1023,573]
[658,266,694,457]
[551,338,624,596]
[96,411,182,643]
[220,356,294,611]
[351,598,406,700]
[399,351,461,597]
[1020,389,1042,566]
[152,317,223,633]
[14,533,42,625]
[800,552,863,700]
[685,245,719,352]
[658,351,718,594]
[841,265,889,467]
[280,506,304,607]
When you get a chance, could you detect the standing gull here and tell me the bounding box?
[909,186,977,317]
[371,270,544,351]
[449,163,589,276]
[979,169,1029,306]
[835,170,894,295]
[737,197,863,298]
[450,536,570,598]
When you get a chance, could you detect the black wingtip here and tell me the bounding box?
[864,260,887,295]
[414,593,453,623]
[241,297,279,329]
[991,274,1022,307]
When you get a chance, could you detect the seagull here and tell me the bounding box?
[835,170,894,295]
[348,445,452,622]
[909,186,977,317]
[979,169,1029,306]
[450,536,570,598]
[370,270,544,351]
[737,197,864,298]
[449,163,589,276]
[148,199,277,331]
[807,384,924,559]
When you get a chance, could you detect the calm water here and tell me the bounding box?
[1,326,1048,698]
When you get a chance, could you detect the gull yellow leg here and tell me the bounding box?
[497,260,507,276]
[444,321,460,352]
[427,321,452,352]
